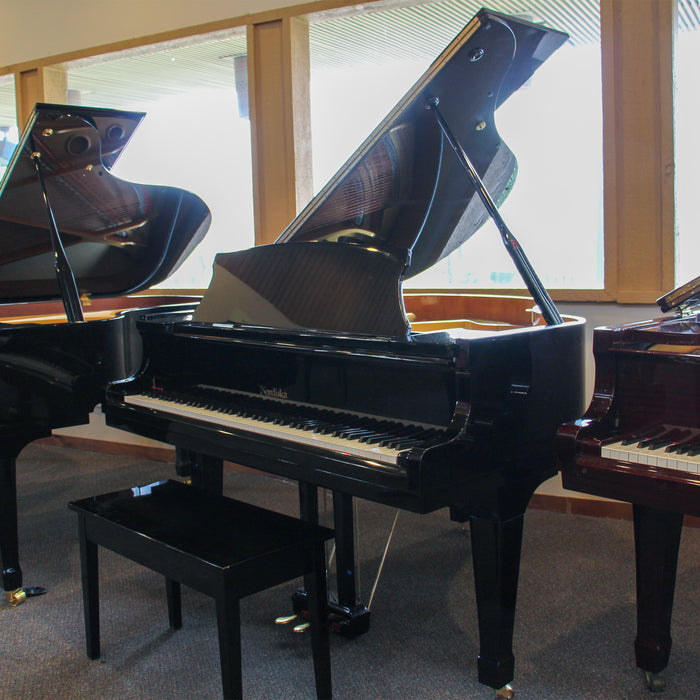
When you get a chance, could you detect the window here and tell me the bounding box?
[675,1,700,286]
[0,76,18,182]
[65,32,253,289]
[2,0,680,303]
[309,0,602,291]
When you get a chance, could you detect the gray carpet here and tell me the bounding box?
[3,443,700,699]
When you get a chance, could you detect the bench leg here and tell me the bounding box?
[77,517,100,660]
[305,542,332,699]
[165,578,182,629]
[216,590,242,700]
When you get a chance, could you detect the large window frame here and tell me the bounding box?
[0,0,677,305]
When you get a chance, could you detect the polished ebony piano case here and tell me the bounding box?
[102,10,585,697]
[0,103,210,606]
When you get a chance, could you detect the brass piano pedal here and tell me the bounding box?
[275,614,298,625]
[643,670,666,692]
[494,684,514,699]
[293,621,310,633]
[4,587,27,607]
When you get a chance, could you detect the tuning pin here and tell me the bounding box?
[293,621,310,633]
[275,614,297,625]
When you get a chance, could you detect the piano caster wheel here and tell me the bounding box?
[494,684,514,699]
[643,670,666,693]
[4,587,27,607]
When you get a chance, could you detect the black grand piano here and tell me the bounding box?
[0,103,210,606]
[101,9,585,697]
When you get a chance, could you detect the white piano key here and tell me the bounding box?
[601,426,700,477]
[124,392,443,468]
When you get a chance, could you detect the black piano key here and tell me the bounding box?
[621,424,665,446]
[671,434,700,454]
[142,386,449,456]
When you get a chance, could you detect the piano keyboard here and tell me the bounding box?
[601,425,700,475]
[124,386,449,468]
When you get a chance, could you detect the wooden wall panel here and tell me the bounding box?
[601,0,675,303]
[15,66,66,126]
[248,16,312,245]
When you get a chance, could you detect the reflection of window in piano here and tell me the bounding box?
[308,1,603,292]
[63,31,254,289]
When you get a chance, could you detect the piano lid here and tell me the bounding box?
[193,9,568,338]
[0,103,211,304]
[657,274,700,315]
[277,8,568,277]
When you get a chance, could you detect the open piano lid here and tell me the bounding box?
[0,103,211,305]
[194,9,568,338]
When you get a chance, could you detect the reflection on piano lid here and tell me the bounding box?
[0,103,211,305]
[193,9,568,337]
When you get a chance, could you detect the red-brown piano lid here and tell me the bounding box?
[0,103,211,304]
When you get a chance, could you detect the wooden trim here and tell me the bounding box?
[248,16,312,245]
[130,286,616,304]
[14,65,66,126]
[601,0,675,303]
[42,435,175,462]
[528,493,700,528]
[404,287,616,304]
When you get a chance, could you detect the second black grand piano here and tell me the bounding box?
[104,9,586,697]
[0,104,210,606]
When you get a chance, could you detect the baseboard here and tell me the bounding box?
[43,435,176,463]
[529,493,700,527]
[44,435,699,527]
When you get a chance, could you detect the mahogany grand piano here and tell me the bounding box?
[100,10,585,697]
[558,278,700,692]
[0,103,210,606]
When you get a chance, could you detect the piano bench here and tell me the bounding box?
[68,479,334,700]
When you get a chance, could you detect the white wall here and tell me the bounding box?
[0,0,295,68]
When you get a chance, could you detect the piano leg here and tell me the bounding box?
[293,490,370,638]
[0,455,25,606]
[181,450,224,495]
[329,491,371,637]
[633,504,683,692]
[332,492,358,612]
[469,513,522,698]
